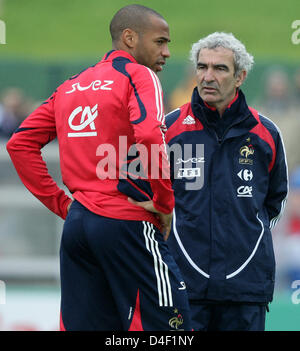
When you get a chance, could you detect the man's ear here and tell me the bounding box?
[121,28,138,49]
[236,69,247,88]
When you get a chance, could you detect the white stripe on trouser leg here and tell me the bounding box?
[143,221,163,306]
[143,221,173,307]
[148,223,173,307]
[147,222,168,307]
[143,220,150,251]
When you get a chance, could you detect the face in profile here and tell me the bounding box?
[133,15,171,73]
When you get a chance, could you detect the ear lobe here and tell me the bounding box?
[122,28,138,49]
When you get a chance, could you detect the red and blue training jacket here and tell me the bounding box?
[7,50,174,230]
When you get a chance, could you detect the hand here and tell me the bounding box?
[128,197,173,241]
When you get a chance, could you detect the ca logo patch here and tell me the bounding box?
[237,185,253,197]
[68,104,98,137]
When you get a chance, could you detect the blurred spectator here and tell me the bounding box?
[167,66,196,112]
[257,67,293,116]
[273,166,300,292]
[273,114,300,173]
[254,68,300,172]
[292,68,300,108]
[283,167,300,284]
[0,87,33,138]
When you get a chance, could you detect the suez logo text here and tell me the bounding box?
[176,157,205,164]
[65,80,114,94]
[176,157,205,179]
[66,81,113,137]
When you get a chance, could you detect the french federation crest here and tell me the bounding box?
[239,144,254,165]
[169,308,184,330]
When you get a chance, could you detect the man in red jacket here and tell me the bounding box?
[6,5,191,331]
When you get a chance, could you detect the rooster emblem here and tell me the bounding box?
[240,145,254,159]
[169,309,184,329]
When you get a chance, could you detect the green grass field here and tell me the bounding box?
[266,295,300,331]
[1,0,299,62]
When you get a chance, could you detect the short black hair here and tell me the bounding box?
[109,4,165,43]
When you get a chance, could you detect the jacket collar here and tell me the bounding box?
[100,50,138,64]
[191,87,258,140]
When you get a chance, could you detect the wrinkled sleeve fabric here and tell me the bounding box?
[265,129,288,229]
[127,65,174,214]
[6,92,72,219]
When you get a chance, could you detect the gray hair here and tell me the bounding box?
[190,32,254,76]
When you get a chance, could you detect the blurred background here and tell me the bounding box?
[0,0,299,331]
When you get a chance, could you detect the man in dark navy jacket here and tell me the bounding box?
[133,32,288,330]
[164,32,288,331]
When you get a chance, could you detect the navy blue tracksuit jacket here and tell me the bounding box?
[165,88,288,303]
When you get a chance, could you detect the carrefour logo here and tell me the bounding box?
[237,169,253,181]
